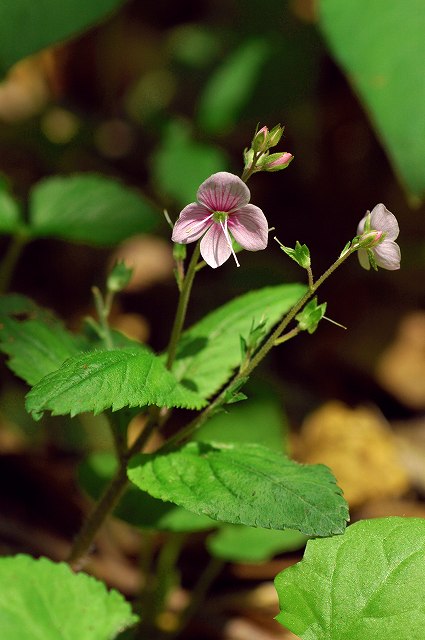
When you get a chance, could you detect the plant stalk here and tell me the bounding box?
[166,241,200,370]
[0,233,28,294]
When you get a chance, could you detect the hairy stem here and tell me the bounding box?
[166,241,200,369]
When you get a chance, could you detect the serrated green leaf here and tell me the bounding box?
[151,119,229,207]
[275,517,425,639]
[170,284,306,399]
[128,442,348,536]
[0,554,137,639]
[79,452,215,532]
[197,38,270,134]
[319,1,425,200]
[0,0,124,76]
[0,190,23,234]
[26,347,206,420]
[207,524,307,563]
[29,174,158,246]
[0,312,84,386]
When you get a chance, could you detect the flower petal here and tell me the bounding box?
[374,240,401,270]
[197,172,250,213]
[228,204,269,250]
[357,248,371,270]
[200,223,232,268]
[172,203,213,244]
[357,213,369,235]
[370,203,399,241]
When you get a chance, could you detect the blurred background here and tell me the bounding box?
[0,0,424,637]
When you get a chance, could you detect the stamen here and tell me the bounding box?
[220,219,240,267]
[187,213,213,236]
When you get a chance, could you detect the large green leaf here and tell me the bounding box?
[151,119,229,207]
[207,524,307,563]
[26,347,206,420]
[0,0,124,76]
[128,442,348,536]
[197,38,270,134]
[29,174,158,246]
[0,554,137,639]
[79,452,215,532]
[275,517,425,639]
[170,283,306,399]
[0,311,83,386]
[319,1,425,200]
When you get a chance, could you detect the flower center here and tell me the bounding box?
[212,211,228,224]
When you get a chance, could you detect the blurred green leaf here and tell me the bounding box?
[0,0,125,75]
[275,517,425,639]
[207,524,307,563]
[26,347,207,420]
[0,190,23,235]
[194,395,286,452]
[197,38,270,134]
[29,174,158,246]
[79,452,215,532]
[319,0,425,200]
[151,120,229,207]
[0,554,138,639]
[0,313,83,386]
[128,442,349,536]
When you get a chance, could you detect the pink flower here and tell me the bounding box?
[171,172,269,268]
[357,203,400,271]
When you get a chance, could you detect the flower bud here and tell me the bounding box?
[358,230,385,249]
[251,126,268,153]
[243,147,255,169]
[107,260,133,292]
[267,124,284,148]
[262,151,293,171]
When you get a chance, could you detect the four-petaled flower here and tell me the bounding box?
[171,172,269,268]
[357,203,401,271]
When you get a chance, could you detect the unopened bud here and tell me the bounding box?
[107,260,133,292]
[358,230,385,249]
[267,124,284,148]
[243,147,255,169]
[262,152,293,171]
[251,126,268,153]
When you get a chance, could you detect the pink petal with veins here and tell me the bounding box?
[228,204,269,250]
[171,203,213,244]
[197,172,250,212]
[200,223,232,268]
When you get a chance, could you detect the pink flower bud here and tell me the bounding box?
[358,230,384,249]
[263,152,293,171]
[251,126,268,153]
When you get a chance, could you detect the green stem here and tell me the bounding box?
[67,461,128,569]
[241,151,262,182]
[161,247,356,450]
[172,557,224,638]
[67,415,157,569]
[136,533,186,638]
[166,241,200,370]
[92,286,114,350]
[0,233,28,294]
